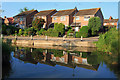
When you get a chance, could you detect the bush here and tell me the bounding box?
[88,17,101,36]
[32,18,45,30]
[2,24,18,35]
[54,23,65,36]
[96,28,118,54]
[18,29,23,36]
[67,29,74,36]
[43,28,59,37]
[76,26,89,38]
[36,28,46,35]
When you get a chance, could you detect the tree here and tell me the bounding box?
[88,17,101,36]
[54,23,65,36]
[76,26,89,38]
[32,18,45,30]
[19,7,34,13]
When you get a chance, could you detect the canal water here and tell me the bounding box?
[3,46,119,79]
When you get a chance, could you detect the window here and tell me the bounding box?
[111,23,114,25]
[41,16,44,19]
[53,17,57,20]
[84,16,90,21]
[14,17,17,21]
[61,16,66,21]
[20,17,23,21]
[104,23,107,25]
[76,16,79,20]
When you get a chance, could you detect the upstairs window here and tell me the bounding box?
[53,17,57,20]
[14,17,17,21]
[20,17,23,21]
[61,16,66,21]
[84,16,90,21]
[111,23,114,25]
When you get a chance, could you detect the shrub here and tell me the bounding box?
[54,23,65,36]
[96,28,118,54]
[76,26,89,38]
[18,29,23,36]
[67,29,74,36]
[36,28,45,35]
[88,17,101,36]
[32,18,45,30]
[43,28,59,37]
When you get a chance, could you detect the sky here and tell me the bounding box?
[1,2,119,19]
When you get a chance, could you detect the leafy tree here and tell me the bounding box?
[32,18,45,30]
[76,26,89,38]
[19,7,34,13]
[88,17,101,36]
[54,23,65,36]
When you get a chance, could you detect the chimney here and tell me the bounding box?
[4,16,6,19]
[109,16,113,21]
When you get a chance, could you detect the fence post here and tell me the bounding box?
[31,35,33,40]
[46,36,48,41]
[1,34,3,39]
[81,36,83,41]
[15,34,17,40]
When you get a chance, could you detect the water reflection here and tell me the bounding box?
[13,47,100,71]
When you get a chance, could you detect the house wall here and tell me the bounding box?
[94,9,104,28]
[52,15,69,26]
[73,15,94,27]
[26,10,38,28]
[4,18,9,25]
[104,22,118,29]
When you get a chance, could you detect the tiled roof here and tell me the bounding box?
[104,19,118,23]
[14,10,38,17]
[52,8,77,16]
[76,8,100,16]
[35,9,57,16]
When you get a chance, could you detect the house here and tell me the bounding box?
[52,7,78,29]
[4,16,14,25]
[0,17,4,24]
[34,9,57,29]
[14,10,38,29]
[104,16,119,29]
[71,8,104,32]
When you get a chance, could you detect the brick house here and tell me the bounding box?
[34,9,57,29]
[4,16,14,25]
[104,16,119,29]
[14,10,38,29]
[71,8,104,32]
[52,7,78,28]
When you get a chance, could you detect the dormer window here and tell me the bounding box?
[84,16,90,21]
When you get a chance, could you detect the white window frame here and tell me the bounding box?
[84,16,90,21]
[104,23,107,25]
[111,23,114,25]
[76,16,79,20]
[53,17,57,20]
[61,16,66,21]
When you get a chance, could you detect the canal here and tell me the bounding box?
[2,46,119,79]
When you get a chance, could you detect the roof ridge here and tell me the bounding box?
[40,9,56,12]
[58,8,75,11]
[79,8,100,11]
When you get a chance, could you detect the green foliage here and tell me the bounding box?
[32,18,45,30]
[76,26,89,38]
[19,7,34,13]
[48,49,64,57]
[36,28,46,35]
[18,29,23,36]
[88,17,101,36]
[96,28,118,54]
[67,29,74,36]
[43,28,59,37]
[54,23,65,36]
[2,24,18,35]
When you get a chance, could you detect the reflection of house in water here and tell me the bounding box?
[13,48,99,71]
[14,47,38,64]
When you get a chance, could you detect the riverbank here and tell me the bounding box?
[2,35,98,47]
